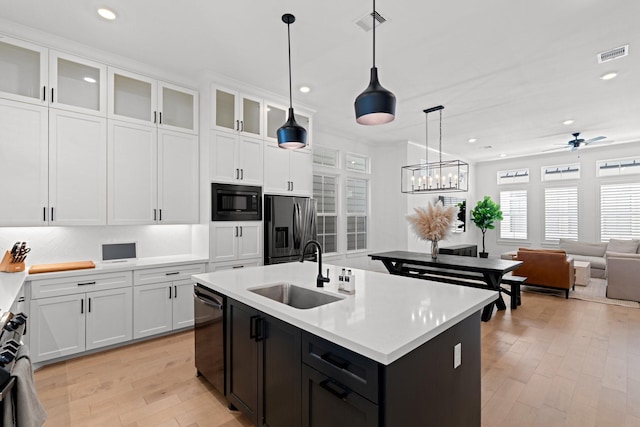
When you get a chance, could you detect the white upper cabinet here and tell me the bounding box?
[264,101,312,151]
[0,38,107,116]
[212,86,263,138]
[0,99,48,226]
[210,131,263,185]
[49,109,107,225]
[263,144,312,196]
[109,67,198,134]
[49,51,107,116]
[0,36,48,105]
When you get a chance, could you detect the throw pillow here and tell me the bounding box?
[607,239,639,254]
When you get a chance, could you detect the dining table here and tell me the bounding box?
[369,251,523,321]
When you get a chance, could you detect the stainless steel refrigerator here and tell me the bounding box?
[264,195,317,265]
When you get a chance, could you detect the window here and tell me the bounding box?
[313,174,338,253]
[545,187,578,241]
[541,164,580,181]
[346,153,369,173]
[346,178,368,251]
[499,190,527,239]
[313,146,338,168]
[497,168,529,185]
[600,183,640,241]
[597,157,640,177]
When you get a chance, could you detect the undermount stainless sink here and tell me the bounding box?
[249,283,343,309]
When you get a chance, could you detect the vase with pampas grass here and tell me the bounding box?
[406,200,456,259]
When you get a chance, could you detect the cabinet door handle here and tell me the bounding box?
[239,226,243,237]
[174,285,177,298]
[291,181,294,191]
[320,352,350,370]
[80,299,84,314]
[240,120,244,132]
[78,281,96,286]
[88,297,92,313]
[249,315,258,339]
[153,209,157,221]
[43,86,46,102]
[51,87,54,103]
[319,378,350,400]
[165,272,180,276]
[235,169,239,179]
[159,209,162,221]
[255,317,265,342]
[51,207,54,222]
[43,206,47,222]
[232,265,244,269]
[236,120,240,131]
[169,286,172,299]
[235,226,238,237]
[240,169,244,180]
[154,111,157,124]
[159,112,162,124]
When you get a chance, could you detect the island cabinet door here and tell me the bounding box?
[261,313,302,427]
[302,364,379,427]
[226,299,259,426]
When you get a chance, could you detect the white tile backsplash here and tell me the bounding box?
[0,225,194,264]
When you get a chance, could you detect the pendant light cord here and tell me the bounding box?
[372,0,376,68]
[287,22,293,109]
[439,109,443,163]
[425,110,429,165]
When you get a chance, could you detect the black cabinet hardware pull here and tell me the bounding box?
[174,285,177,298]
[240,169,243,180]
[320,352,350,370]
[159,209,162,221]
[159,112,162,124]
[235,169,239,179]
[154,111,157,124]
[236,120,240,131]
[239,226,243,237]
[78,281,96,286]
[43,86,46,101]
[88,298,91,313]
[291,181,293,191]
[255,317,265,342]
[169,286,172,299]
[235,226,238,237]
[51,207,54,222]
[153,208,157,221]
[51,87,54,103]
[240,120,244,132]
[165,272,180,276]
[232,265,244,269]
[80,299,83,314]
[319,378,350,400]
[249,315,258,339]
[43,207,46,222]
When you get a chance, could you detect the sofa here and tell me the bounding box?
[558,238,640,279]
[606,252,640,302]
[512,248,575,298]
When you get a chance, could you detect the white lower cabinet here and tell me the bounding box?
[30,286,132,363]
[132,264,205,338]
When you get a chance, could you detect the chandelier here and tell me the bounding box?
[401,105,469,194]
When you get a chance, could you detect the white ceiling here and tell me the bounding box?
[2,0,640,162]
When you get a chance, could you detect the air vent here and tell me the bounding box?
[598,45,629,63]
[356,11,386,32]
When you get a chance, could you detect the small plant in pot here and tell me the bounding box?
[470,196,503,258]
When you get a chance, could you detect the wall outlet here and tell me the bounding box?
[454,343,462,368]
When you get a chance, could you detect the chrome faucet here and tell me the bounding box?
[300,240,330,288]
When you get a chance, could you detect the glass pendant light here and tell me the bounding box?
[277,13,307,149]
[354,0,396,125]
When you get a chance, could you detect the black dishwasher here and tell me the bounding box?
[194,284,225,395]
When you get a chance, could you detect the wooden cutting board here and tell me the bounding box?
[29,261,96,274]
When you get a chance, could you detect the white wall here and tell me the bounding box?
[474,141,640,257]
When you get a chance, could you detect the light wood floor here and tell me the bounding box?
[34,291,640,427]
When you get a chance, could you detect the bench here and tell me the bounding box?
[500,275,526,309]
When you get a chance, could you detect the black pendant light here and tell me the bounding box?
[354,0,396,125]
[277,13,307,149]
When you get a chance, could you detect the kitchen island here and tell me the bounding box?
[193,262,497,427]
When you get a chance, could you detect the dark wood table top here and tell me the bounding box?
[369,251,522,274]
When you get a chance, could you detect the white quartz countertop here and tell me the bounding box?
[0,255,208,317]
[193,262,498,365]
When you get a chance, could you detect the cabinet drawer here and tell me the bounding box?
[133,263,205,285]
[302,332,380,404]
[30,271,133,299]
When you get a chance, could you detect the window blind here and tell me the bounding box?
[346,178,368,250]
[500,190,527,239]
[545,187,578,241]
[600,183,640,241]
[313,174,338,253]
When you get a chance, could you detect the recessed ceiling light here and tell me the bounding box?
[600,72,618,80]
[468,138,477,143]
[98,8,117,20]
[299,86,310,93]
[562,119,574,125]
[84,77,97,83]
[500,153,507,158]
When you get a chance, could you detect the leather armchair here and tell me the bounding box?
[512,248,575,298]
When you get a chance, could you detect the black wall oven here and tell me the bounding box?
[211,183,262,221]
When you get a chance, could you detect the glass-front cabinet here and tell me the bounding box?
[212,86,262,137]
[0,37,107,116]
[108,67,198,134]
[265,101,312,150]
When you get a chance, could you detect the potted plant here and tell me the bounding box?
[470,196,503,258]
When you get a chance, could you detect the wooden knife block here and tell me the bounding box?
[0,250,25,273]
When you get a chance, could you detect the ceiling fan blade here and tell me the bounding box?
[584,136,606,145]
[570,146,579,152]
[542,146,568,152]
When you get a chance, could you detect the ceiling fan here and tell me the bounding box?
[545,132,607,152]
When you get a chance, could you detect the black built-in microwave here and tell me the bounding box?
[211,183,262,221]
